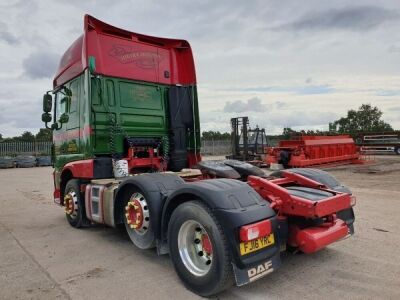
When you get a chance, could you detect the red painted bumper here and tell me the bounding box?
[289,219,349,254]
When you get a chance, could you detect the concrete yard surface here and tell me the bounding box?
[0,156,400,299]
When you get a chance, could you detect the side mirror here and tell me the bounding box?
[43,94,52,112]
[42,112,52,123]
[59,113,69,124]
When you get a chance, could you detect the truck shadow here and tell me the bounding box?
[218,248,343,299]
[84,223,169,261]
[79,223,345,299]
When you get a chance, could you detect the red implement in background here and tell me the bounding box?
[265,135,361,168]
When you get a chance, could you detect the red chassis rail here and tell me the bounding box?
[248,171,353,253]
[248,171,352,218]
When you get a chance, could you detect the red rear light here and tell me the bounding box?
[239,219,272,242]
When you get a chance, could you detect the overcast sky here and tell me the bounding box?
[0,0,399,137]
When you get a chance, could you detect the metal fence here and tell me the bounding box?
[0,140,231,157]
[0,141,52,156]
[201,139,231,156]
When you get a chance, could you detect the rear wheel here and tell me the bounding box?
[122,188,155,249]
[168,201,233,297]
[64,179,89,228]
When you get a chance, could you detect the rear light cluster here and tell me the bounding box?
[239,219,272,242]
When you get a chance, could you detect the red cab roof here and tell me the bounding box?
[53,15,196,88]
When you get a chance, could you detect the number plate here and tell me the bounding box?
[240,234,275,255]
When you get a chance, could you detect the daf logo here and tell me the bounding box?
[248,261,273,282]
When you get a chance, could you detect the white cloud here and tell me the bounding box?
[223,97,267,113]
[0,0,399,137]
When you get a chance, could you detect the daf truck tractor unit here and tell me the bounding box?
[41,15,356,296]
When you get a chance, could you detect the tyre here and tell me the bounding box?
[122,187,156,249]
[168,201,234,297]
[64,179,89,228]
[395,147,400,155]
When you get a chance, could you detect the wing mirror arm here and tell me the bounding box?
[51,113,69,130]
[41,87,71,131]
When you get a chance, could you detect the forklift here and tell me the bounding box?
[227,117,268,162]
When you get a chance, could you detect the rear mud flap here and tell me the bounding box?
[232,253,281,286]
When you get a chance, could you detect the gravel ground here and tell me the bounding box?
[0,156,399,299]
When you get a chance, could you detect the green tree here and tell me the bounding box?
[18,131,35,142]
[36,128,52,141]
[282,127,299,139]
[332,104,393,133]
[202,131,231,140]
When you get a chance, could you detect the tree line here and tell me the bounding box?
[201,104,394,140]
[0,129,52,143]
[0,104,394,142]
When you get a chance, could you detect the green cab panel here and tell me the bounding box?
[119,82,163,110]
[52,71,201,172]
[91,77,169,154]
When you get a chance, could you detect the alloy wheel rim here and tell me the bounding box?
[178,220,213,276]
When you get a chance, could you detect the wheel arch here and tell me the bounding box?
[161,190,211,242]
[60,168,74,203]
[160,179,276,245]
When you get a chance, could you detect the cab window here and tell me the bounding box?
[69,80,78,113]
[55,91,67,120]
[55,79,79,118]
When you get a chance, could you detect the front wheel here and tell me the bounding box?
[168,201,234,297]
[64,179,89,228]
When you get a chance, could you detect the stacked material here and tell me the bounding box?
[15,155,37,168]
[0,156,15,168]
[37,156,52,166]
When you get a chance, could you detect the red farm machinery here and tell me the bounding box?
[41,15,356,297]
[265,135,361,168]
